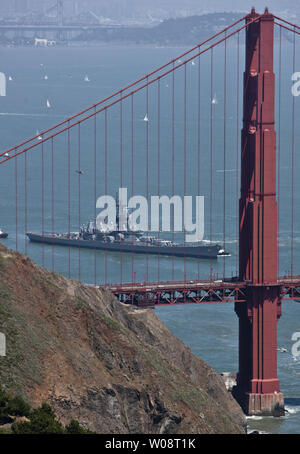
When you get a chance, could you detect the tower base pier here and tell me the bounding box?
[233,285,284,417]
[233,388,284,416]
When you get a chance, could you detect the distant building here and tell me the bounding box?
[34,37,56,46]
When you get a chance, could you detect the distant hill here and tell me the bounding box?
[0,244,246,433]
[75,13,242,45]
[145,13,242,44]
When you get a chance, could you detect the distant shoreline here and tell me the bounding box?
[0,12,245,47]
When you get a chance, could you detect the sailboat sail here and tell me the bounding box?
[211,94,218,105]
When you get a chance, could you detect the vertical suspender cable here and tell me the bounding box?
[172,64,175,281]
[210,49,213,282]
[105,109,108,285]
[291,27,296,277]
[68,122,71,279]
[51,137,54,272]
[41,140,44,267]
[15,152,18,252]
[184,64,187,283]
[78,123,81,282]
[146,80,149,283]
[94,108,97,286]
[197,47,201,281]
[236,32,240,278]
[24,150,27,255]
[158,79,161,283]
[131,94,134,283]
[223,31,227,279]
[120,91,123,285]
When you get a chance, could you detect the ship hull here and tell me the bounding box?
[27,233,220,259]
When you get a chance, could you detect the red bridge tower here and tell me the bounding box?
[234,8,284,416]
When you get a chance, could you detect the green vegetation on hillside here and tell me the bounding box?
[0,386,93,434]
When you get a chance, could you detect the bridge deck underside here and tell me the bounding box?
[101,276,300,307]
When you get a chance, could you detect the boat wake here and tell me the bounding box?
[216,169,237,173]
[285,405,300,416]
[0,112,61,118]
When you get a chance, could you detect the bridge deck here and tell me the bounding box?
[97,276,300,306]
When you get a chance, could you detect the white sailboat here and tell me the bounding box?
[46,99,51,108]
[191,60,195,66]
[36,130,42,140]
[84,74,90,82]
[211,93,218,105]
[8,76,13,81]
[143,113,149,122]
[44,75,48,80]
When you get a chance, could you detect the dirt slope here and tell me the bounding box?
[0,245,246,433]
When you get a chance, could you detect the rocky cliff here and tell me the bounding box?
[0,244,246,433]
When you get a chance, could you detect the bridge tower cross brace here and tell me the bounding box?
[233,8,284,416]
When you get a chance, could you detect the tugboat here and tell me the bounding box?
[0,230,8,239]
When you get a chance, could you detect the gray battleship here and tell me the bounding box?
[27,222,229,260]
[27,192,229,259]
